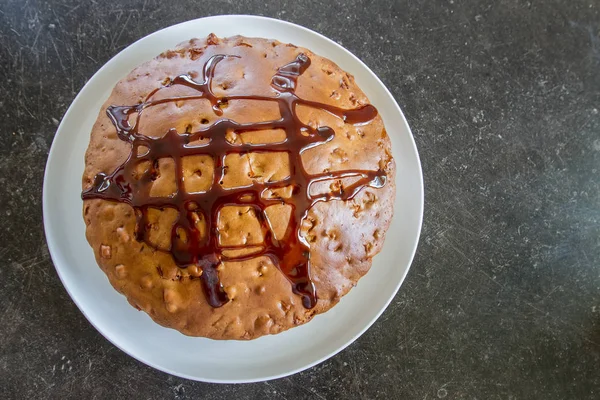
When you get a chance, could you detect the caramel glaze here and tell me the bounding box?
[82,53,387,309]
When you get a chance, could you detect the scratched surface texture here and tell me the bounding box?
[1,0,599,399]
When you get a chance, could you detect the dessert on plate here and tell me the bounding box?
[81,34,395,340]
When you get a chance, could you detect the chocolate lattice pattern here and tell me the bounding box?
[82,53,387,309]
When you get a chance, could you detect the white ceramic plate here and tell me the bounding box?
[43,15,423,383]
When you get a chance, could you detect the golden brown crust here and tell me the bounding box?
[82,34,396,340]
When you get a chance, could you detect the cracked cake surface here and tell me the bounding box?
[81,34,396,340]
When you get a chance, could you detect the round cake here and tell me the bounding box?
[81,34,396,340]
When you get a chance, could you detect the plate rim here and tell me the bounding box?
[42,14,424,383]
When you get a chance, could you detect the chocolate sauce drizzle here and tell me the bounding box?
[82,53,387,309]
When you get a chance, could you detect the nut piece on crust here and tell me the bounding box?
[81,34,396,340]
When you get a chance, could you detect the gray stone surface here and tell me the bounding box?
[1,0,599,398]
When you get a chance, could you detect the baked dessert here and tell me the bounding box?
[81,34,395,340]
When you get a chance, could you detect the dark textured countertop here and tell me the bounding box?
[1,0,599,398]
